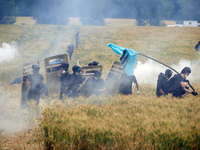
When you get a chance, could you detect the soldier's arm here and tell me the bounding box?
[133,76,140,94]
[57,70,61,77]
[181,81,192,94]
[26,78,30,86]
[159,89,165,95]
[157,77,164,95]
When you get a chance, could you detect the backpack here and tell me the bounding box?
[165,75,178,93]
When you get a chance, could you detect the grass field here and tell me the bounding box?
[0,18,200,149]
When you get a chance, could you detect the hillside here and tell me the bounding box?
[0,23,200,82]
[0,19,200,149]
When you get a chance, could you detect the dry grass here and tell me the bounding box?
[14,17,37,25]
[0,18,200,149]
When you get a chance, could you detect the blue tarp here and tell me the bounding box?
[11,76,21,84]
[107,43,138,76]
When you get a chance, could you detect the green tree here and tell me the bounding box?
[77,0,106,26]
[132,0,174,26]
[32,0,69,25]
[0,0,18,24]
[178,0,200,22]
[15,0,35,16]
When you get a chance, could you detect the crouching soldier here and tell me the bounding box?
[26,64,44,116]
[156,69,172,97]
[118,73,139,95]
[67,65,85,98]
[166,67,197,98]
[89,70,106,96]
[57,62,71,100]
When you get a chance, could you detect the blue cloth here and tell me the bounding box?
[107,43,138,76]
[11,76,21,84]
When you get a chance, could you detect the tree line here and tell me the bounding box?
[0,0,200,26]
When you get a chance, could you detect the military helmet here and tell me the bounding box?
[59,62,69,71]
[181,67,191,75]
[94,70,101,78]
[88,61,99,66]
[165,69,173,78]
[32,64,40,73]
[72,65,81,73]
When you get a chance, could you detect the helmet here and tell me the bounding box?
[94,70,101,78]
[165,69,172,78]
[88,61,99,66]
[72,65,81,73]
[59,62,69,71]
[181,67,191,75]
[68,43,70,45]
[32,64,40,73]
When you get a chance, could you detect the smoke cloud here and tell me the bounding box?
[0,42,19,63]
[134,58,200,85]
[0,90,28,134]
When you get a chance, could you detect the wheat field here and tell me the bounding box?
[0,18,200,149]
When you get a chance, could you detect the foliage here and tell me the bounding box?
[178,0,200,22]
[1,0,199,26]
[76,0,106,26]
[15,0,34,16]
[31,0,69,25]
[0,16,16,24]
[0,0,18,24]
[132,0,175,26]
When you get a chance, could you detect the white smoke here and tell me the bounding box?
[134,58,200,85]
[0,42,19,63]
[171,59,200,82]
[134,60,165,85]
[0,92,28,134]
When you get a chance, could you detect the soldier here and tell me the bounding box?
[86,61,99,74]
[195,41,200,51]
[88,61,99,67]
[156,69,172,97]
[89,70,106,96]
[67,43,74,60]
[67,65,85,98]
[74,31,79,48]
[26,64,44,116]
[166,67,197,98]
[26,64,44,104]
[118,73,139,95]
[57,62,70,100]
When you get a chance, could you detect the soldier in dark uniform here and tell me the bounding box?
[88,61,99,67]
[118,73,139,95]
[86,61,99,74]
[26,64,44,104]
[57,62,70,100]
[156,69,172,97]
[67,65,85,98]
[89,70,106,96]
[67,43,74,60]
[166,67,197,98]
[26,64,44,116]
[74,31,79,48]
[195,41,200,51]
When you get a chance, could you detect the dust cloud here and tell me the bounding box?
[0,42,19,63]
